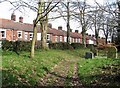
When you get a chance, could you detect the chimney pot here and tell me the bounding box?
[19,16,23,23]
[70,29,72,32]
[48,23,52,28]
[58,26,62,30]
[75,30,79,33]
[11,13,16,21]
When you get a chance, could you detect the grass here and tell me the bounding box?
[2,48,120,87]
[2,49,89,87]
[78,58,120,86]
[2,50,68,86]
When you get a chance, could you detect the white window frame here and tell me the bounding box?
[64,36,67,42]
[73,38,74,43]
[0,29,6,38]
[77,38,79,43]
[75,38,77,43]
[37,33,41,40]
[89,39,94,44]
[60,36,62,42]
[55,36,58,42]
[29,33,33,40]
[17,31,22,38]
[70,37,72,43]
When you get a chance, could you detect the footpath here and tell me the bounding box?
[37,58,84,87]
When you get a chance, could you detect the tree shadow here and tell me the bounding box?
[79,64,120,87]
[2,69,35,88]
[81,73,120,87]
[42,67,83,87]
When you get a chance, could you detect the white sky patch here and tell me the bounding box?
[86,0,103,5]
[0,0,115,36]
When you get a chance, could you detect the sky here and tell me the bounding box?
[0,0,115,36]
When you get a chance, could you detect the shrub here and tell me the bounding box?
[90,45,98,56]
[116,45,120,52]
[2,40,13,51]
[49,42,73,50]
[2,40,32,52]
[71,43,84,49]
[71,43,93,49]
[86,44,94,49]
[106,46,118,58]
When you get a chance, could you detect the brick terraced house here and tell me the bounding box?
[0,14,105,45]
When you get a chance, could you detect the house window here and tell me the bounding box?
[60,36,62,42]
[55,36,58,42]
[29,33,33,40]
[64,37,67,42]
[17,31,22,38]
[1,31,6,38]
[47,34,50,40]
[75,38,77,43]
[70,37,72,43]
[24,32,28,40]
[37,33,41,40]
[78,39,80,43]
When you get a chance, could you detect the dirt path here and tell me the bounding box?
[37,58,84,87]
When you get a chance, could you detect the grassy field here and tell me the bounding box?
[78,58,120,86]
[1,49,120,87]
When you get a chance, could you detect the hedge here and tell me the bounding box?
[49,42,73,50]
[2,40,95,51]
[2,40,42,52]
[71,43,93,49]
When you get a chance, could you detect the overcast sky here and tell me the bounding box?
[0,0,115,36]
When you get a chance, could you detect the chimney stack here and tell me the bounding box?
[58,26,62,30]
[11,13,16,21]
[75,30,79,33]
[48,23,52,28]
[92,35,95,37]
[19,16,23,23]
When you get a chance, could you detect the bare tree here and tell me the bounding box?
[6,0,60,58]
[89,6,104,45]
[95,0,117,44]
[31,0,60,58]
[52,1,72,44]
[66,1,71,43]
[72,0,91,47]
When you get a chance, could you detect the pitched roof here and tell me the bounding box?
[48,28,66,36]
[70,32,82,38]
[0,18,35,32]
[0,18,83,39]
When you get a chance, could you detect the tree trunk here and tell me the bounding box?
[67,1,70,44]
[41,22,48,49]
[95,31,99,45]
[82,26,86,48]
[105,35,108,44]
[30,24,37,58]
[30,0,42,58]
[41,1,48,49]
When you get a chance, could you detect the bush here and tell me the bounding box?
[71,43,84,49]
[2,40,32,52]
[116,45,120,52]
[106,46,118,58]
[49,42,73,50]
[2,40,13,51]
[90,45,98,56]
[86,44,94,49]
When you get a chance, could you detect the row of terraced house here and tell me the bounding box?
[0,14,106,45]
